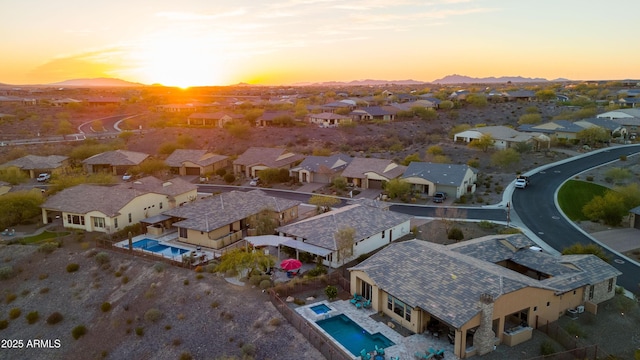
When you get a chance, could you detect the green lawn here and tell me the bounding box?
[557,180,609,221]
[19,231,71,244]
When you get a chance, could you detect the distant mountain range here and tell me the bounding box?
[48,78,144,87]
[431,74,570,84]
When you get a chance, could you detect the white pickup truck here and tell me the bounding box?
[36,173,51,182]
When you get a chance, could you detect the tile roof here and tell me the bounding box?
[308,112,351,120]
[2,155,68,170]
[188,112,243,119]
[165,149,228,168]
[42,184,141,217]
[116,176,197,197]
[341,157,406,180]
[292,153,352,173]
[402,162,477,187]
[233,147,304,168]
[276,204,411,251]
[163,190,300,232]
[82,150,149,166]
[351,235,622,328]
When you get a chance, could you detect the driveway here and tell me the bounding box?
[590,228,640,253]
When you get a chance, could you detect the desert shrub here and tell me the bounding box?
[204,263,216,273]
[540,340,556,355]
[183,279,189,286]
[307,266,327,277]
[242,343,256,356]
[153,262,165,273]
[478,220,496,230]
[5,293,16,304]
[0,265,14,280]
[194,266,203,273]
[195,274,204,280]
[448,227,464,241]
[220,311,234,321]
[215,168,227,177]
[210,301,220,308]
[39,273,48,280]
[38,242,59,254]
[9,308,21,319]
[122,276,129,284]
[144,308,163,322]
[564,321,586,337]
[179,352,192,360]
[293,298,306,305]
[66,263,79,272]
[249,275,263,286]
[172,338,182,346]
[46,312,63,324]
[95,252,110,265]
[499,227,522,234]
[586,176,594,182]
[269,318,282,327]
[0,319,8,329]
[259,279,272,290]
[101,302,111,312]
[324,285,338,300]
[223,173,235,184]
[615,286,624,295]
[26,311,39,324]
[224,269,237,278]
[39,287,49,294]
[135,327,144,336]
[72,325,87,339]
[620,155,627,161]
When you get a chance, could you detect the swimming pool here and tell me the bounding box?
[126,238,189,257]
[310,303,331,315]
[316,314,394,356]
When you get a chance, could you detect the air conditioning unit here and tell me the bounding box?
[576,305,585,314]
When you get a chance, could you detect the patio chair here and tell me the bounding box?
[375,345,385,355]
[414,351,434,359]
[350,293,363,305]
[360,349,372,360]
[363,299,372,309]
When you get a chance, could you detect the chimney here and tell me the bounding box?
[474,293,496,356]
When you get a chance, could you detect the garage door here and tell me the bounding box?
[635,214,640,229]
[368,179,383,189]
[185,167,201,176]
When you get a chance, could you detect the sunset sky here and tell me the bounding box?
[2,0,639,87]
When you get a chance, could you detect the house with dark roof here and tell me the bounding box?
[232,147,304,178]
[454,126,550,150]
[341,157,406,189]
[350,106,397,121]
[162,190,300,249]
[289,153,352,184]
[255,110,294,127]
[518,120,585,140]
[307,112,352,128]
[349,235,621,359]
[629,206,640,229]
[277,203,411,268]
[82,150,149,175]
[402,162,478,198]
[1,154,70,179]
[504,90,536,101]
[187,112,244,127]
[40,176,197,233]
[165,149,229,177]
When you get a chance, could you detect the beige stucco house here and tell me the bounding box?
[453,126,550,151]
[82,150,149,175]
[165,149,229,177]
[349,235,620,359]
[161,190,300,250]
[307,112,352,128]
[341,157,406,189]
[289,153,352,184]
[187,112,244,127]
[1,154,70,179]
[40,176,197,233]
[232,147,304,178]
[402,162,478,198]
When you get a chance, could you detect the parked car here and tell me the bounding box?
[249,177,260,186]
[433,192,447,203]
[515,175,529,189]
[122,173,132,181]
[36,173,51,182]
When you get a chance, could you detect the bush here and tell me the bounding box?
[540,340,556,355]
[26,311,39,324]
[448,227,464,241]
[324,285,338,300]
[0,319,7,329]
[66,263,79,273]
[95,252,110,265]
[269,318,282,327]
[242,343,256,356]
[179,352,192,360]
[135,327,144,336]
[46,312,63,325]
[9,308,21,319]
[153,262,165,273]
[478,220,497,230]
[100,302,111,312]
[223,173,236,184]
[144,308,163,322]
[215,168,227,177]
[307,266,327,277]
[72,325,87,339]
[5,293,16,304]
[259,279,272,290]
[0,265,14,280]
[38,242,59,254]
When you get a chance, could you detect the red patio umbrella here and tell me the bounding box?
[280,258,302,271]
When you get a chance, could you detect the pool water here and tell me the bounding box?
[316,314,394,356]
[126,238,189,257]
[310,304,331,315]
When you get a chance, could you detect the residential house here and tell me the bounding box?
[350,106,397,122]
[233,147,304,178]
[289,153,352,184]
[597,108,640,134]
[84,96,124,107]
[187,112,244,127]
[630,206,640,229]
[341,157,406,189]
[40,176,197,233]
[0,154,70,179]
[314,100,356,113]
[165,149,229,177]
[575,118,627,138]
[277,203,412,268]
[255,110,294,127]
[82,150,149,175]
[349,235,621,359]
[162,190,300,249]
[156,102,215,113]
[402,162,478,198]
[518,120,585,140]
[307,112,352,128]
[504,90,536,101]
[453,126,550,151]
[50,98,82,107]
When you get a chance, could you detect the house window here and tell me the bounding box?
[360,282,372,301]
[533,306,537,312]
[589,285,594,300]
[381,230,385,239]
[388,295,411,322]
[608,279,613,293]
[128,213,132,223]
[159,202,163,209]
[179,228,188,238]
[92,217,105,228]
[546,301,550,307]
[114,218,118,229]
[325,253,333,263]
[67,214,84,225]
